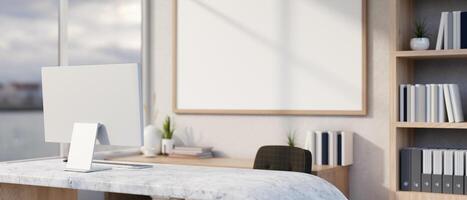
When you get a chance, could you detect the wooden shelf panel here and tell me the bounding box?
[394,122,467,129]
[397,191,467,200]
[393,49,467,59]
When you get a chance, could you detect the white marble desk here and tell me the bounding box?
[0,158,346,200]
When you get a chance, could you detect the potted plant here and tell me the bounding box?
[161,116,175,155]
[286,130,296,147]
[410,20,430,50]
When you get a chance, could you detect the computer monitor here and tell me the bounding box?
[41,63,144,172]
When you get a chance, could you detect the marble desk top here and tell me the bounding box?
[0,158,346,200]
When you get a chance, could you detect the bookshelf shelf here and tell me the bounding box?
[394,49,467,59]
[389,1,467,200]
[396,191,467,200]
[394,122,467,129]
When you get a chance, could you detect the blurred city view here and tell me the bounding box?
[0,82,42,110]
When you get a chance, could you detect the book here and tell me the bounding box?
[173,146,213,153]
[304,131,316,165]
[430,84,438,123]
[400,84,407,122]
[454,11,461,49]
[426,84,432,122]
[315,131,323,165]
[436,12,447,50]
[448,84,464,122]
[443,84,455,123]
[462,12,467,48]
[445,12,453,50]
[321,132,329,165]
[438,84,446,122]
[169,152,213,159]
[415,84,426,122]
[337,131,353,166]
[409,85,416,122]
[328,131,338,166]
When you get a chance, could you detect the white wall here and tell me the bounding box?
[151,0,390,199]
[0,112,58,161]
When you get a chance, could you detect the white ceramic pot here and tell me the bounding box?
[410,37,430,50]
[161,139,174,155]
[141,125,161,157]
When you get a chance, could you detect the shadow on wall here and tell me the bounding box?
[352,134,389,199]
[188,0,361,104]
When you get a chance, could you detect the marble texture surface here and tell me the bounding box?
[0,159,346,200]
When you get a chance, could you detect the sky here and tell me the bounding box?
[0,0,140,83]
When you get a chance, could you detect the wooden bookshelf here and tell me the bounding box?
[390,1,467,200]
[394,122,467,129]
[396,191,467,200]
[393,49,467,59]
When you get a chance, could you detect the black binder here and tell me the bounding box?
[443,175,453,193]
[410,148,422,191]
[399,148,422,191]
[400,148,411,191]
[461,12,467,48]
[337,134,342,166]
[321,132,329,165]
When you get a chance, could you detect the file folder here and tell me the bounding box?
[422,149,432,192]
[410,148,422,191]
[453,150,464,194]
[432,150,443,193]
[400,148,411,191]
[443,150,454,194]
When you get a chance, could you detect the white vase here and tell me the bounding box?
[141,125,161,157]
[161,139,174,155]
[410,37,430,50]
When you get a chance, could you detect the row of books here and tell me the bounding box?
[169,146,213,159]
[400,148,467,194]
[399,84,464,123]
[304,131,353,166]
[436,11,467,50]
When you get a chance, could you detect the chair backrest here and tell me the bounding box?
[253,145,312,174]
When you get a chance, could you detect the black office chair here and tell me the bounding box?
[253,145,312,174]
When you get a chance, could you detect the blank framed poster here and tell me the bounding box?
[174,0,367,115]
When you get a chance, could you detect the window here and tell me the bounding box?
[0,0,58,110]
[67,0,141,66]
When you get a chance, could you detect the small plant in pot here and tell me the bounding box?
[410,20,430,50]
[161,116,175,155]
[286,130,297,148]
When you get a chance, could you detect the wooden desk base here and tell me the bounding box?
[0,183,77,200]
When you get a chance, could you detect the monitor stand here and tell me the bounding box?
[64,123,111,173]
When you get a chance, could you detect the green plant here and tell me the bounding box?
[286,130,296,147]
[414,20,429,38]
[161,116,175,139]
